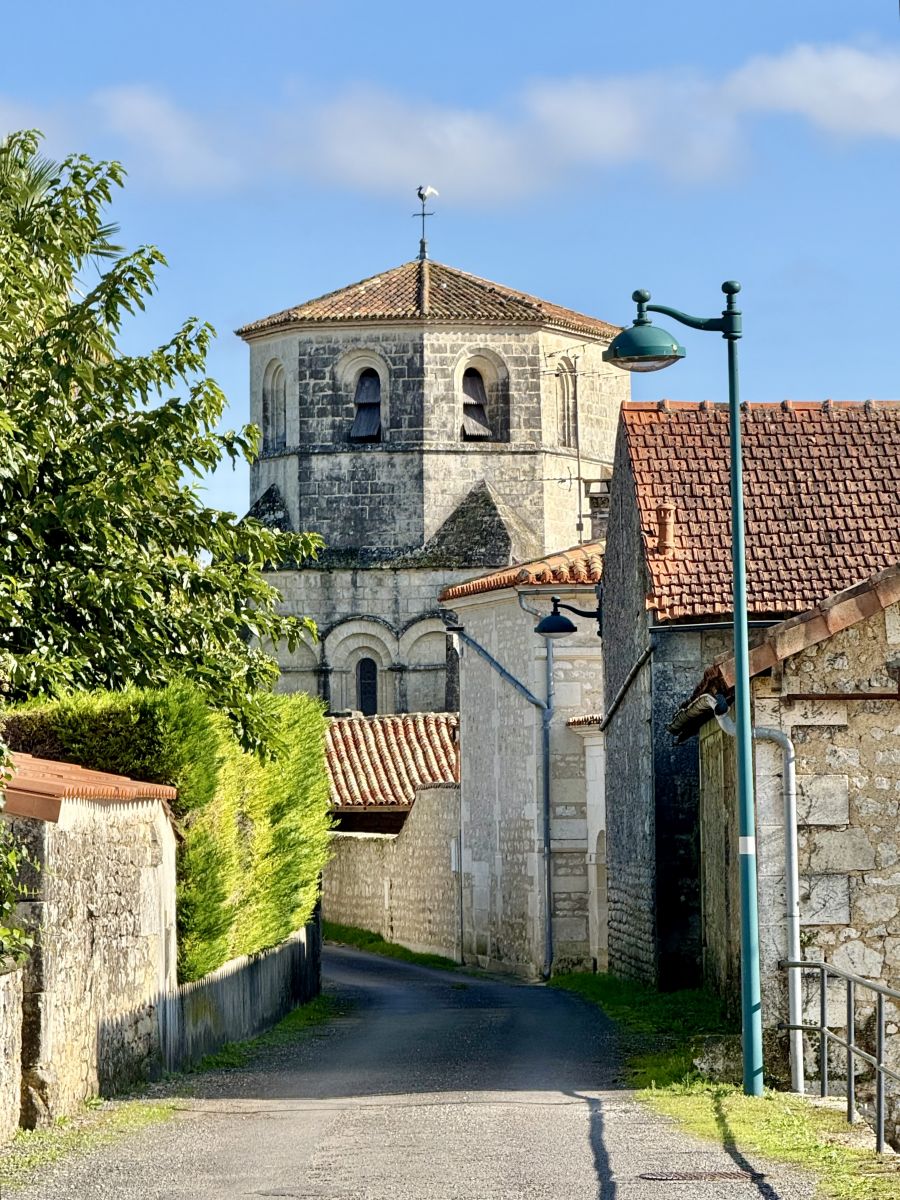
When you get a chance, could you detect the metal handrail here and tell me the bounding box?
[781,959,899,1153]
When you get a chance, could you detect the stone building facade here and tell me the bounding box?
[684,567,900,1024]
[238,258,626,714]
[441,545,605,977]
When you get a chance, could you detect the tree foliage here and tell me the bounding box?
[0,132,321,750]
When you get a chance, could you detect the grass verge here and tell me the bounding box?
[551,971,900,1200]
[190,992,344,1072]
[323,920,459,972]
[0,1100,177,1191]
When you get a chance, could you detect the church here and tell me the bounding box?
[237,246,629,714]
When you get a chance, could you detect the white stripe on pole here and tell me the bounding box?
[739,836,756,855]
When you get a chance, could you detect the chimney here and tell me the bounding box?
[584,479,610,542]
[655,501,676,555]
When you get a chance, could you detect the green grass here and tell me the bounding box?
[191,993,344,1071]
[552,971,900,1200]
[323,920,459,972]
[0,1099,177,1191]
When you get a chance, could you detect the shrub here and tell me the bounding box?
[3,685,331,981]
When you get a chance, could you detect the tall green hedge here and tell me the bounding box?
[3,684,331,981]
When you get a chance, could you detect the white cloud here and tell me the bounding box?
[91,85,243,191]
[728,43,900,139]
[4,40,900,205]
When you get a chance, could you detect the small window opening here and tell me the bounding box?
[356,658,378,715]
[461,368,493,440]
[350,369,382,442]
[263,362,287,452]
[558,364,576,449]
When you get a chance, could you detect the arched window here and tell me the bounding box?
[349,369,381,442]
[557,359,576,449]
[262,361,287,452]
[461,368,492,440]
[356,657,378,715]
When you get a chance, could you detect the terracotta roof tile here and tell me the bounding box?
[621,400,900,621]
[440,541,604,602]
[2,752,177,824]
[326,712,459,809]
[692,562,900,699]
[237,260,619,341]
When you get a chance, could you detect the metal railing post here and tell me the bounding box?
[846,978,856,1123]
[820,966,829,1098]
[877,992,886,1154]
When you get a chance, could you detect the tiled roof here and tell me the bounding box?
[237,260,620,341]
[326,713,459,809]
[692,562,900,700]
[621,400,900,621]
[439,542,604,602]
[566,714,604,728]
[3,752,177,824]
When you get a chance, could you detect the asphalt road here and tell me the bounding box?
[12,947,814,1199]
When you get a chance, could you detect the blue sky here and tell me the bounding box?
[3,1,899,515]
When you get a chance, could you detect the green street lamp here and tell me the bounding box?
[603,281,763,1098]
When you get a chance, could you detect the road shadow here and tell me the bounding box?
[566,1091,618,1199]
[712,1089,784,1199]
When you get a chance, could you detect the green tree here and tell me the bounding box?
[0,131,321,751]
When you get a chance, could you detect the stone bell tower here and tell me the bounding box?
[237,252,628,714]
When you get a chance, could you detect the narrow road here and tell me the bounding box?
[13,948,813,1199]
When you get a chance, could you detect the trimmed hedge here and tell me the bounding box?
[4,684,331,981]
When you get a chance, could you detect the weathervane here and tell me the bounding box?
[414,185,438,261]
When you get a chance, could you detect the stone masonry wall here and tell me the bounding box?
[9,798,177,1126]
[698,600,900,1131]
[322,784,461,960]
[0,965,22,1145]
[448,589,603,977]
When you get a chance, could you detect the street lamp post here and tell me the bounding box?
[603,281,764,1098]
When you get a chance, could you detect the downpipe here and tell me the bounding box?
[714,705,803,1093]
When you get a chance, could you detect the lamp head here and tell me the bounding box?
[603,288,685,373]
[535,598,578,640]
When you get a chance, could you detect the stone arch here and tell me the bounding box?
[274,636,319,697]
[262,359,287,452]
[452,347,510,443]
[335,348,391,442]
[323,619,398,714]
[556,356,576,449]
[400,617,449,713]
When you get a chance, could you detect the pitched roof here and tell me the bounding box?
[691,562,900,700]
[439,541,604,602]
[237,260,619,341]
[326,712,459,810]
[620,400,900,621]
[3,752,177,824]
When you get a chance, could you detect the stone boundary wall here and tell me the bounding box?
[8,798,177,1127]
[0,965,22,1145]
[159,917,321,1072]
[323,785,461,960]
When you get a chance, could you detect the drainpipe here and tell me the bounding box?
[711,703,803,1094]
[443,615,555,978]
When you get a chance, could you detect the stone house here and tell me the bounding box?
[673,564,900,1030]
[601,399,900,990]
[1,753,178,1130]
[237,256,628,715]
[440,542,606,976]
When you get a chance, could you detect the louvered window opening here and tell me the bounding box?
[349,369,382,441]
[356,658,378,716]
[558,365,575,449]
[461,368,493,440]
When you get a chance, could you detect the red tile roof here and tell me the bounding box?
[621,400,900,621]
[237,260,620,341]
[326,713,459,810]
[3,753,177,824]
[692,562,900,699]
[439,542,604,602]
